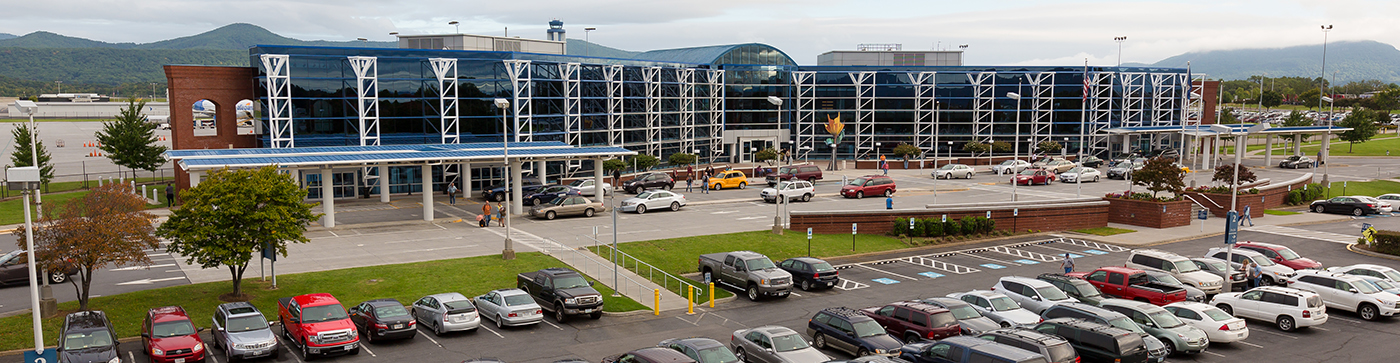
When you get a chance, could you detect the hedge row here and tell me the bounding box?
[1285,183,1326,206]
[1372,229,1400,256]
[892,216,996,237]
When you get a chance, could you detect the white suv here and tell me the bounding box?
[1286,270,1400,321]
[1327,264,1400,283]
[759,180,815,203]
[1204,248,1296,286]
[1127,249,1225,294]
[1210,286,1327,332]
[990,276,1078,314]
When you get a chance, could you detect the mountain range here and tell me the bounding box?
[1129,40,1400,84]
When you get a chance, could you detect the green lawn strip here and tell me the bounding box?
[1273,136,1400,157]
[0,252,645,351]
[1320,180,1400,199]
[0,189,172,225]
[1071,227,1137,236]
[1263,209,1301,216]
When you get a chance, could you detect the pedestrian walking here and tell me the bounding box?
[1240,205,1254,227]
[497,201,506,227]
[164,184,175,207]
[482,202,493,226]
[1061,253,1075,274]
[613,168,622,191]
[701,172,710,194]
[447,183,458,205]
[881,159,890,175]
[685,174,693,192]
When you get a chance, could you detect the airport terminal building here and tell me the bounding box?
[164,22,1217,198]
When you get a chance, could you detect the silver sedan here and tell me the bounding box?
[411,292,481,335]
[568,179,611,196]
[619,190,687,214]
[473,289,543,328]
[1059,166,1101,183]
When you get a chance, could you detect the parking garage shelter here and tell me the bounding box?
[1102,124,1352,170]
[164,141,636,228]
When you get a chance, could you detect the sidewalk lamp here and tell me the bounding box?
[449,21,460,34]
[1321,96,1335,183]
[494,98,514,260]
[1008,89,1023,162]
[6,166,43,356]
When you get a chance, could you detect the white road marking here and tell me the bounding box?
[1250,329,1299,339]
[129,351,136,363]
[1312,327,1329,331]
[957,253,1021,266]
[542,319,564,330]
[1203,351,1227,358]
[112,263,176,271]
[1237,341,1264,348]
[328,230,340,237]
[736,216,767,221]
[855,264,919,281]
[115,276,187,285]
[416,329,443,348]
[479,324,505,338]
[273,334,305,363]
[710,211,739,214]
[789,292,802,297]
[359,344,376,357]
[208,349,220,363]
[1242,225,1357,244]
[1328,316,1364,324]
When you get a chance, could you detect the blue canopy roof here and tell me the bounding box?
[165,142,635,171]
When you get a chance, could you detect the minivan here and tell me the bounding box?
[767,165,823,185]
[840,175,896,199]
[1033,318,1150,363]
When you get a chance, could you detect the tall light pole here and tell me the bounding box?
[767,96,784,235]
[1318,25,1332,116]
[1008,88,1023,162]
[495,98,515,260]
[150,82,156,100]
[584,27,597,58]
[55,80,61,94]
[1114,36,1128,67]
[6,166,42,358]
[449,21,460,34]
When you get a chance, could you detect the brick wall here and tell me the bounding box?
[1194,174,1313,218]
[790,202,1109,235]
[164,65,261,190]
[1104,197,1193,228]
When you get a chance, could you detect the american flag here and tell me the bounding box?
[1082,64,1091,103]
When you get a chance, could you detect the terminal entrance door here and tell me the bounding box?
[739,139,775,163]
[304,171,358,199]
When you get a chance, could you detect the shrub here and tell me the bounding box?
[1285,183,1326,206]
[893,217,912,236]
[921,218,944,237]
[1373,229,1400,256]
[909,217,927,237]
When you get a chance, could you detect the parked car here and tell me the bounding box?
[917,297,1000,335]
[1138,270,1205,302]
[840,175,896,199]
[1163,302,1249,344]
[658,337,740,363]
[761,180,816,203]
[1286,270,1400,321]
[1078,155,1106,168]
[0,249,78,285]
[524,185,577,206]
[1205,248,1296,286]
[699,251,793,301]
[1189,258,1247,292]
[411,292,480,335]
[1126,249,1225,295]
[1106,160,1144,179]
[473,289,543,328]
[1057,166,1100,183]
[625,172,676,194]
[516,267,605,322]
[1326,263,1400,283]
[1036,273,1107,306]
[808,307,903,357]
[707,170,749,190]
[1098,300,1209,355]
[976,328,1079,363]
[1378,193,1400,202]
[1310,196,1382,216]
[620,190,688,214]
[992,276,1078,313]
[1012,168,1056,186]
[566,179,610,196]
[767,165,823,185]
[1067,267,1188,306]
[820,357,907,363]
[992,160,1032,175]
[859,301,961,343]
[777,257,839,291]
[947,290,1041,328]
[1356,196,1394,214]
[1354,275,1400,296]
[1278,155,1316,169]
[1033,318,1150,363]
[932,164,975,179]
[601,347,699,363]
[530,195,608,220]
[59,311,121,363]
[210,302,279,361]
[730,326,830,363]
[141,306,206,363]
[1035,158,1076,173]
[1038,302,1169,362]
[1209,286,1327,331]
[277,293,359,357]
[483,176,547,202]
[898,336,1047,363]
[348,299,416,343]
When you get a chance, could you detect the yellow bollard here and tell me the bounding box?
[709,282,715,308]
[654,289,661,316]
[688,285,696,315]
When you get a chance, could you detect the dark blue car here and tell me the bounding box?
[524,185,579,206]
[483,176,547,202]
[807,307,904,358]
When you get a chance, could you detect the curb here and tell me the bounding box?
[1346,243,1400,262]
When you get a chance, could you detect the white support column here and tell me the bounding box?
[1264,134,1274,167]
[1293,134,1302,155]
[510,160,525,216]
[593,159,604,203]
[1202,137,1212,170]
[378,165,390,203]
[422,164,433,222]
[462,163,472,196]
[1321,132,1331,164]
[320,168,335,228]
[535,160,547,184]
[260,54,295,148]
[1122,135,1131,154]
[189,171,204,188]
[348,56,380,146]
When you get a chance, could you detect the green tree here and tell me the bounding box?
[1338,108,1381,152]
[1036,141,1062,155]
[962,142,990,154]
[1220,91,1235,105]
[156,166,320,298]
[1131,157,1186,198]
[631,154,660,171]
[603,158,627,173]
[1368,88,1400,112]
[892,143,920,160]
[96,98,168,179]
[8,123,54,184]
[1261,90,1283,108]
[1212,163,1258,186]
[667,152,697,166]
[754,148,778,162]
[1218,107,1238,124]
[990,141,1013,153]
[1281,110,1314,142]
[1298,88,1321,110]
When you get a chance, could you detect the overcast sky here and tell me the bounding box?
[3,0,1396,66]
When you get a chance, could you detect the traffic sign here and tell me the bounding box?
[1224,211,1239,245]
[25,350,55,363]
[852,223,857,235]
[1198,210,1208,220]
[1013,208,1019,217]
[807,228,812,239]
[910,218,916,229]
[986,211,992,218]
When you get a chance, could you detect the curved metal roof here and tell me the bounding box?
[631,43,797,66]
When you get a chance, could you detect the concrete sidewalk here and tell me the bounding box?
[1066,210,1352,247]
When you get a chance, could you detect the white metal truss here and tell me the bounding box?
[1087,71,1116,155]
[644,66,661,155]
[849,71,875,159]
[560,62,582,170]
[504,60,533,142]
[1150,73,1178,127]
[793,71,817,160]
[707,69,725,163]
[1186,74,1206,126]
[909,72,937,152]
[606,65,625,146]
[429,58,459,144]
[348,56,380,146]
[260,54,294,148]
[678,68,695,154]
[969,72,997,143]
[1027,72,1055,147]
[1119,72,1146,128]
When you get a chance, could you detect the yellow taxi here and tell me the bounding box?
[708,170,749,190]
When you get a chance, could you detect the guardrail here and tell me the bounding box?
[533,238,657,310]
[1181,194,1211,210]
[581,234,706,299]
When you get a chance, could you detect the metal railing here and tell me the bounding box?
[580,234,704,299]
[1184,194,1219,209]
[531,238,657,310]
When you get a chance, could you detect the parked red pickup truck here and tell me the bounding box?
[1068,266,1188,306]
[278,293,360,357]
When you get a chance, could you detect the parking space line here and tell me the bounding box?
[1237,341,1264,348]
[273,334,305,363]
[855,264,919,281]
[480,324,505,338]
[542,319,565,330]
[1329,316,1365,324]
[360,344,376,357]
[900,256,979,274]
[1203,351,1227,358]
[957,252,1021,266]
[1312,327,1329,331]
[790,292,802,297]
[987,245,1062,262]
[1050,237,1130,252]
[209,350,220,363]
[417,329,444,348]
[1250,329,1299,339]
[129,351,136,363]
[835,278,870,290]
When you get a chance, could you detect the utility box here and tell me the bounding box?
[6,166,40,190]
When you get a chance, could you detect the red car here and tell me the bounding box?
[840,175,896,199]
[142,306,206,363]
[1234,241,1323,270]
[860,301,962,342]
[1012,168,1056,185]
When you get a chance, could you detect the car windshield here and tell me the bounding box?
[225,316,267,333]
[1276,248,1302,260]
[853,320,887,338]
[1047,343,1077,363]
[301,305,349,323]
[1173,260,1201,273]
[770,334,811,352]
[776,181,794,189]
[1072,281,1102,297]
[1107,317,1146,334]
[989,297,1021,311]
[1152,273,1184,286]
[945,304,982,320]
[567,180,585,187]
[63,329,114,350]
[0,250,18,265]
[1201,307,1233,321]
[697,346,740,363]
[810,262,835,272]
[1114,161,1133,168]
[938,164,957,170]
[1147,310,1186,328]
[1018,169,1039,176]
[848,178,869,186]
[1382,270,1400,281]
[1035,286,1071,301]
[1066,167,1086,174]
[152,320,196,338]
[374,304,410,318]
[553,276,590,289]
[999,160,1017,166]
[745,258,777,271]
[1371,279,1397,290]
[550,197,568,206]
[1355,280,1381,294]
[636,192,656,199]
[778,167,793,174]
[503,295,534,307]
[1251,256,1275,266]
[1201,260,1228,272]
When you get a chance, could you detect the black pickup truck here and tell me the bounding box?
[516,268,604,322]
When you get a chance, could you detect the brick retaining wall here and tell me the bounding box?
[1103,197,1193,228]
[790,201,1108,235]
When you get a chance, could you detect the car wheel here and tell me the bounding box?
[883,189,892,197]
[904,333,920,344]
[670,202,681,211]
[545,211,556,220]
[857,348,870,357]
[1314,205,1326,213]
[747,284,760,301]
[531,197,541,206]
[999,321,1011,328]
[813,333,827,349]
[1277,315,1295,331]
[739,182,747,189]
[807,177,817,184]
[965,172,973,179]
[493,193,505,202]
[435,321,444,336]
[1353,208,1365,216]
[735,347,748,363]
[496,314,505,329]
[801,193,812,202]
[584,208,595,217]
[225,344,237,363]
[1162,340,1176,356]
[666,184,674,190]
[1093,175,1099,182]
[555,304,567,323]
[1262,276,1275,286]
[591,311,603,319]
[48,271,67,284]
[713,183,722,190]
[636,204,647,214]
[800,280,811,291]
[856,191,864,199]
[1360,303,1379,321]
[302,339,311,359]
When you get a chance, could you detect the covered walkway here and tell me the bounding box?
[1104,124,1352,170]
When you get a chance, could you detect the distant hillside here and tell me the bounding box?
[0,47,246,85]
[1150,40,1400,83]
[0,33,16,40]
[566,39,640,59]
[0,23,395,50]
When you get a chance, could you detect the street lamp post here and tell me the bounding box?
[495,98,515,260]
[5,166,42,357]
[1008,88,1023,162]
[449,21,460,34]
[584,27,597,58]
[768,96,785,235]
[1114,36,1128,67]
[1319,25,1332,116]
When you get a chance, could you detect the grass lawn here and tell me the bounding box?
[1071,227,1137,236]
[1263,209,1302,216]
[0,188,173,225]
[0,252,645,351]
[1321,180,1400,199]
[1219,136,1400,156]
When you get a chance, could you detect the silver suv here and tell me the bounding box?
[211,302,280,361]
[1126,249,1224,294]
[992,276,1078,314]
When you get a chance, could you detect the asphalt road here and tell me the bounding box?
[0,234,187,315]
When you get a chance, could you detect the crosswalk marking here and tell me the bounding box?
[1244,225,1357,244]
